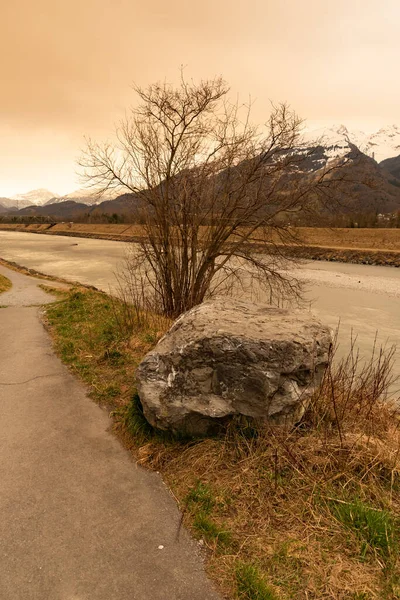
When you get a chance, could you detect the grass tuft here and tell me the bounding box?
[186,481,216,514]
[44,287,164,407]
[38,284,71,297]
[192,512,232,548]
[115,394,155,439]
[0,273,12,294]
[330,498,398,560]
[235,563,279,600]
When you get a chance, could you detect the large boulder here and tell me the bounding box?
[136,298,332,435]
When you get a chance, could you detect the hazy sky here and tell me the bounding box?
[1,0,399,196]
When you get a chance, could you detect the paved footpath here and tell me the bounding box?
[0,264,221,600]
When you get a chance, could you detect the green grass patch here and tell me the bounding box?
[0,273,12,293]
[192,512,232,548]
[185,481,233,550]
[39,284,70,297]
[185,481,233,549]
[186,481,216,514]
[330,498,398,560]
[114,393,156,439]
[264,541,308,597]
[45,288,148,407]
[235,562,279,600]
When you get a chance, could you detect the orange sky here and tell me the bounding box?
[1,0,399,196]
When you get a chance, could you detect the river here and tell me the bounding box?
[1,230,399,383]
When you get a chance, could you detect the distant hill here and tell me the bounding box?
[90,193,146,217]
[0,198,18,210]
[0,202,11,214]
[325,151,400,213]
[45,188,117,207]
[0,197,33,209]
[380,155,400,182]
[4,187,115,209]
[11,188,59,206]
[17,200,90,220]
[3,144,400,223]
[274,139,400,214]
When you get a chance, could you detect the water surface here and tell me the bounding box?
[1,230,399,382]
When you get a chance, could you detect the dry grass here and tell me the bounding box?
[127,422,400,599]
[44,286,400,599]
[117,342,400,600]
[0,273,11,293]
[290,227,400,252]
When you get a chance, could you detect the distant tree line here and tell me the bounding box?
[0,212,131,225]
[292,210,400,228]
[0,215,54,224]
[1,210,400,228]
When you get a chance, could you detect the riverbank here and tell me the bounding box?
[290,245,400,267]
[1,223,400,267]
[40,279,400,600]
[1,230,399,372]
[1,250,400,597]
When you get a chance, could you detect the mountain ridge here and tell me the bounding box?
[303,124,400,162]
[3,125,400,219]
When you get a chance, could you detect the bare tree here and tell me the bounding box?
[80,75,354,318]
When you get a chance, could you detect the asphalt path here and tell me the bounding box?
[0,264,220,600]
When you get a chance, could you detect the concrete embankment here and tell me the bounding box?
[288,245,400,267]
[1,223,400,267]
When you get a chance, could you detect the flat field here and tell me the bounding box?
[295,227,400,252]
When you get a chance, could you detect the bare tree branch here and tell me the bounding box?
[79,75,357,317]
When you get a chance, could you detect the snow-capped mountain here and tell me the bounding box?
[363,126,400,162]
[0,197,30,210]
[303,125,400,163]
[11,188,60,206]
[44,188,117,206]
[3,126,400,218]
[0,187,117,211]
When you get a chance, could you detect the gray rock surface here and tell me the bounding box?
[137,298,332,435]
